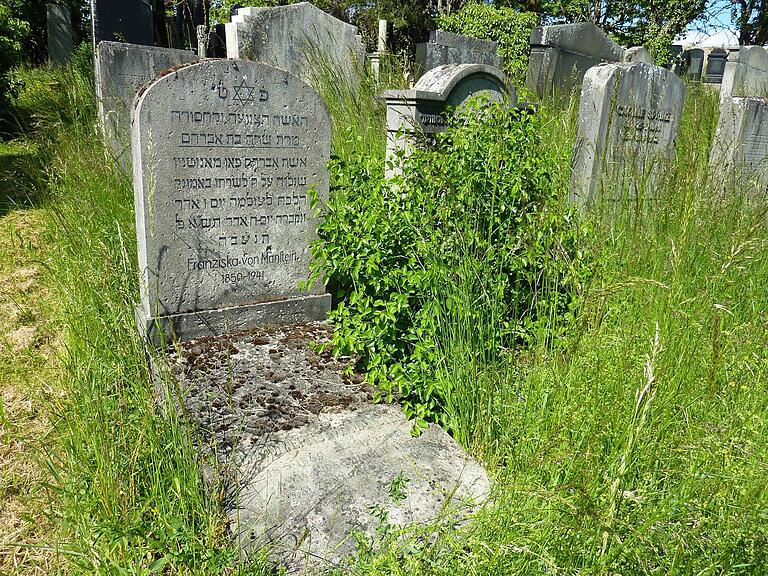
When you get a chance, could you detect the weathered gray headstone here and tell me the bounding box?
[720,46,768,102]
[225,2,365,85]
[526,22,625,99]
[710,97,768,192]
[623,46,653,64]
[384,64,514,177]
[415,30,501,78]
[90,0,153,47]
[571,63,686,204]
[95,41,198,164]
[132,60,332,344]
[46,3,74,66]
[703,48,728,84]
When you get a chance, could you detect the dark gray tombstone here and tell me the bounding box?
[415,30,501,78]
[526,22,624,99]
[686,48,704,80]
[225,2,365,85]
[95,41,198,166]
[571,63,686,204]
[46,3,74,66]
[704,49,728,83]
[132,60,333,343]
[91,0,153,46]
[384,64,515,177]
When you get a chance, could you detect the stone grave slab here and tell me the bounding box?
[415,30,501,79]
[95,41,198,165]
[570,62,685,204]
[132,60,332,345]
[47,3,74,66]
[225,2,365,85]
[526,22,625,99]
[710,97,768,192]
[162,323,490,572]
[384,63,514,177]
[90,0,153,46]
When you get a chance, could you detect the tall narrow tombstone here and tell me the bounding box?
[95,41,198,165]
[225,2,365,85]
[710,97,768,192]
[415,30,501,78]
[526,22,625,99]
[91,0,153,46]
[384,64,514,178]
[703,48,728,83]
[132,60,332,344]
[570,63,686,204]
[46,3,74,66]
[686,48,704,80]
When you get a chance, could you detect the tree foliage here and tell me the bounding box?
[731,0,768,45]
[0,0,29,110]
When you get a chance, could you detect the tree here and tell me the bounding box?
[0,0,29,113]
[731,0,767,45]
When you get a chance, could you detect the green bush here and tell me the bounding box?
[310,99,592,428]
[437,4,538,86]
[0,1,29,117]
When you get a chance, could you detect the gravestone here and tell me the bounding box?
[46,3,73,66]
[526,22,624,99]
[669,44,684,75]
[384,64,514,177]
[132,60,332,344]
[415,30,501,78]
[225,2,365,85]
[571,63,686,204]
[703,48,728,83]
[95,41,198,165]
[91,0,153,46]
[710,97,768,192]
[720,46,768,102]
[686,48,704,80]
[623,46,653,64]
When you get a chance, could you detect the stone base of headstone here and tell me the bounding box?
[137,294,331,347]
[155,323,490,573]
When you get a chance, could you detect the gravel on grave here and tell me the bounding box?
[162,322,378,465]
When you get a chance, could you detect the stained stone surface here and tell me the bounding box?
[47,3,73,66]
[95,41,198,164]
[225,2,365,85]
[162,323,491,572]
[526,22,624,98]
[384,64,513,177]
[132,60,332,344]
[710,97,768,192]
[570,63,685,204]
[90,0,153,47]
[720,46,768,102]
[623,46,653,64]
[415,30,501,78]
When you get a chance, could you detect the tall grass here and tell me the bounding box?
[11,64,262,574]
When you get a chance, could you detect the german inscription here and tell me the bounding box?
[132,60,331,342]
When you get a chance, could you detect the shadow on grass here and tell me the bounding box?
[0,139,47,217]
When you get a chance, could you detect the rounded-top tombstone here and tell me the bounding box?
[132,60,332,344]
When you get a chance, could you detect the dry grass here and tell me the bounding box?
[0,143,62,575]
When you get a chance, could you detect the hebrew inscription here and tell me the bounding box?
[132,60,331,332]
